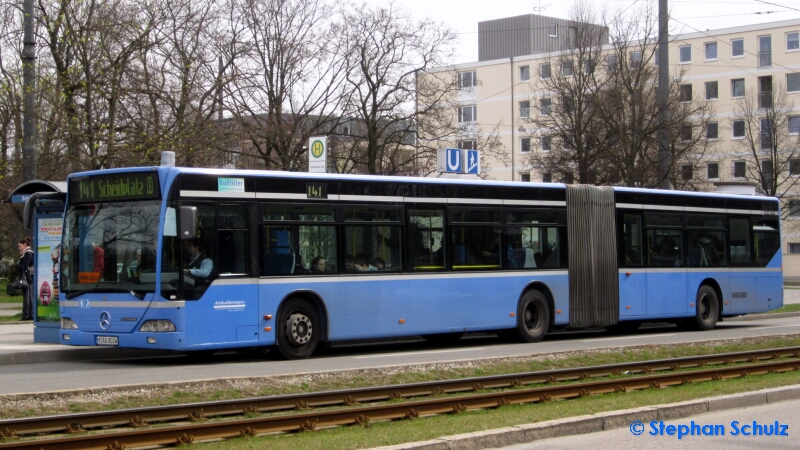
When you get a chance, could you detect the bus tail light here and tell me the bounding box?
[61,318,78,330]
[139,320,176,332]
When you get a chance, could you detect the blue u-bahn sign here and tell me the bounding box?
[437,148,480,174]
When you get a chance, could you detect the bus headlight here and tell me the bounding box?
[139,320,176,332]
[61,318,78,330]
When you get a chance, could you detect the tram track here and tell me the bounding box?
[1,346,799,449]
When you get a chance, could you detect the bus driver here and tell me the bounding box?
[184,239,213,280]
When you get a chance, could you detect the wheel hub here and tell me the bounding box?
[287,313,312,345]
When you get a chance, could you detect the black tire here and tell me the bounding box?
[276,298,320,360]
[606,321,641,334]
[513,290,550,343]
[691,285,719,331]
[422,332,464,345]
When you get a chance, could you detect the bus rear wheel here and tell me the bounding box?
[276,298,320,360]
[691,285,719,331]
[514,290,550,343]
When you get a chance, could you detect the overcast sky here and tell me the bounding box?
[363,0,800,63]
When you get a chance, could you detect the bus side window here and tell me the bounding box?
[408,209,444,271]
[621,213,643,267]
[217,204,247,275]
[728,218,751,265]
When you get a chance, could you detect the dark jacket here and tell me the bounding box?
[17,248,34,283]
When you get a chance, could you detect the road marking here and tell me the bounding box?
[354,348,485,359]
[758,325,800,330]
[581,334,676,343]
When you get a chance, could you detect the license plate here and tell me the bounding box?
[96,336,119,346]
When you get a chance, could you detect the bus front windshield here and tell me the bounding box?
[61,201,161,297]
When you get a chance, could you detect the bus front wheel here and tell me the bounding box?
[692,285,719,331]
[276,298,320,359]
[515,290,550,343]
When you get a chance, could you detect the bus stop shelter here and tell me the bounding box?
[8,180,66,343]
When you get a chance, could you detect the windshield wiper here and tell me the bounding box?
[66,288,146,300]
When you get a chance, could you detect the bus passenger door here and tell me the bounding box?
[645,228,687,317]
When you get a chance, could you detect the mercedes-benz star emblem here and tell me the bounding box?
[99,311,111,330]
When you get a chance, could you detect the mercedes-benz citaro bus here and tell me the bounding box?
[56,160,783,359]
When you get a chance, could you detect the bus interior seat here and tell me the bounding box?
[262,253,295,276]
[542,251,559,268]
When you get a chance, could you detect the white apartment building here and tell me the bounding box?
[427,16,800,275]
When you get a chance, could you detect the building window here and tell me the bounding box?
[542,172,552,183]
[607,54,618,71]
[762,160,774,188]
[562,60,573,77]
[790,159,800,176]
[731,38,744,57]
[733,120,745,138]
[789,243,800,253]
[458,71,476,89]
[788,73,800,93]
[789,116,800,135]
[457,140,476,150]
[540,98,551,116]
[789,200,800,218]
[759,35,772,68]
[519,66,530,82]
[520,173,531,182]
[705,42,717,60]
[732,79,745,98]
[680,124,692,141]
[707,163,719,179]
[564,172,574,184]
[707,122,719,140]
[520,101,530,118]
[654,45,659,66]
[733,161,746,178]
[705,81,718,100]
[679,45,691,63]
[549,23,558,37]
[681,164,693,180]
[342,125,350,135]
[630,51,642,68]
[680,84,693,102]
[458,105,476,123]
[583,58,595,74]
[541,136,552,152]
[787,32,799,51]
[540,63,551,79]
[520,137,531,153]
[761,118,774,149]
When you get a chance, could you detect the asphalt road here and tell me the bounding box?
[1,315,799,395]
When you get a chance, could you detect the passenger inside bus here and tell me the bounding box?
[310,256,327,274]
[372,257,385,270]
[294,254,311,274]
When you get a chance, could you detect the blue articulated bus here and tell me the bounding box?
[56,165,783,359]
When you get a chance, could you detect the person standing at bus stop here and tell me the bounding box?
[16,237,34,321]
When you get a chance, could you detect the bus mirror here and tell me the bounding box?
[179,206,197,240]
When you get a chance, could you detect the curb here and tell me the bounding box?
[370,384,800,450]
[724,311,800,322]
[0,348,180,366]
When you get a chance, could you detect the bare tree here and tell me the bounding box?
[525,1,610,184]
[226,0,346,172]
[732,84,800,217]
[526,3,714,188]
[337,2,457,175]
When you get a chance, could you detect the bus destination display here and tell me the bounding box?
[70,172,160,204]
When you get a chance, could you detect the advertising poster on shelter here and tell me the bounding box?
[36,218,62,321]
